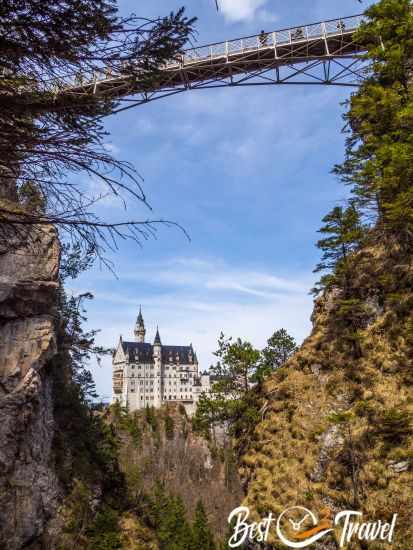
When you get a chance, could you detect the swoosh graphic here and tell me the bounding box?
[276,527,334,548]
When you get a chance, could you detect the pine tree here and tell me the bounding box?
[313,203,364,295]
[335,0,413,248]
[155,493,193,550]
[164,413,175,440]
[192,334,261,453]
[255,328,298,381]
[191,500,216,550]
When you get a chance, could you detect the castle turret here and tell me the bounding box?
[153,327,162,407]
[153,326,162,356]
[134,306,146,343]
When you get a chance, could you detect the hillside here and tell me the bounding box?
[241,243,413,548]
[240,1,413,548]
[111,402,243,543]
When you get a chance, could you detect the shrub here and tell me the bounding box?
[164,414,175,440]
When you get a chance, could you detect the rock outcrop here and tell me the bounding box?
[0,221,61,549]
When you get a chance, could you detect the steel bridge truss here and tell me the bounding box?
[62,14,367,112]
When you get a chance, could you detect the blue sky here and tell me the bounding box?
[73,0,374,400]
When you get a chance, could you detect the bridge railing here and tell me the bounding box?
[46,14,363,92]
[172,14,363,68]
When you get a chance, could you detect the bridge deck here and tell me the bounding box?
[61,14,365,104]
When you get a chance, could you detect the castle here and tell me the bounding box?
[112,308,211,415]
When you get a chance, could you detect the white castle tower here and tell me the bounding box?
[112,309,211,415]
[134,306,145,343]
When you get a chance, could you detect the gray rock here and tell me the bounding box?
[0,219,61,550]
[389,460,410,473]
[310,425,344,482]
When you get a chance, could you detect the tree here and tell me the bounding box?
[255,328,298,382]
[312,203,365,295]
[148,486,194,550]
[0,1,195,264]
[193,334,261,450]
[210,333,260,398]
[191,500,216,550]
[58,243,112,405]
[164,413,175,440]
[334,0,413,248]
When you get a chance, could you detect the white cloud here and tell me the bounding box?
[219,0,268,22]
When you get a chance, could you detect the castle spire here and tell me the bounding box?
[134,306,146,343]
[154,326,162,346]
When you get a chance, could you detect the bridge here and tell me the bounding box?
[59,14,366,112]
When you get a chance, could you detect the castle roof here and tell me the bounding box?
[154,326,162,345]
[136,306,144,326]
[121,341,195,365]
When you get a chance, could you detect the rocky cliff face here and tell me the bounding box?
[0,221,61,549]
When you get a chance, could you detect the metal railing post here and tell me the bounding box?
[321,22,330,55]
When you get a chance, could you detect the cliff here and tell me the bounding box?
[0,218,61,549]
[241,243,413,548]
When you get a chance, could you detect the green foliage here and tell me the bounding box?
[86,507,123,550]
[310,1,413,366]
[374,408,412,444]
[193,334,260,447]
[63,480,94,536]
[62,485,123,549]
[255,329,298,381]
[111,405,143,447]
[194,329,296,452]
[327,411,353,424]
[52,246,123,496]
[164,414,175,440]
[210,333,260,396]
[335,0,413,246]
[313,204,365,295]
[145,405,159,432]
[143,487,217,550]
[223,448,238,490]
[192,500,216,550]
[146,484,194,550]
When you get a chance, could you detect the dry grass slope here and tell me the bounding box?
[242,245,413,549]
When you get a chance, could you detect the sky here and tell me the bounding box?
[73,0,374,400]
